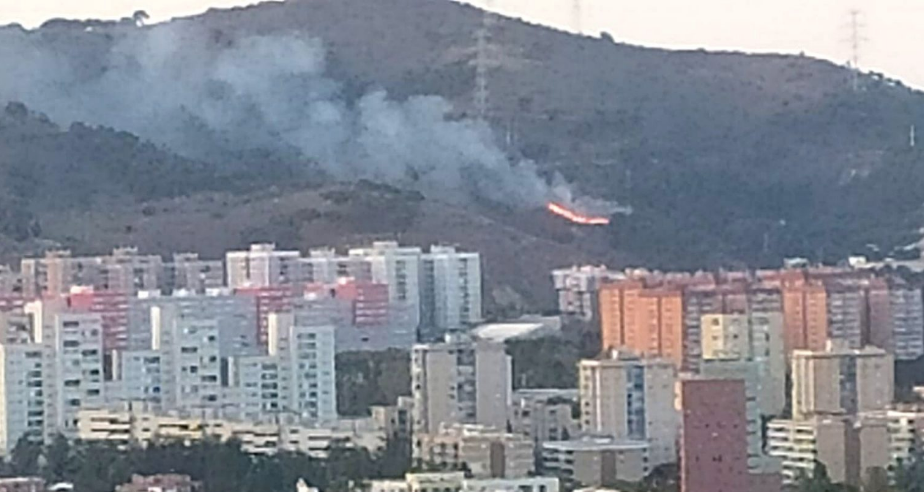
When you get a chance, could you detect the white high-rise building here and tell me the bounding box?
[226,243,302,288]
[53,313,105,435]
[163,253,224,294]
[268,311,337,422]
[152,306,222,412]
[577,351,678,467]
[228,355,281,419]
[551,266,624,321]
[350,242,422,331]
[20,248,162,297]
[411,334,511,434]
[300,248,372,284]
[128,291,259,357]
[419,246,482,341]
[109,350,164,412]
[0,343,47,454]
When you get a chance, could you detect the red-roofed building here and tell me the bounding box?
[235,285,300,346]
[66,287,130,352]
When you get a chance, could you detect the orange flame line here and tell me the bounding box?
[547,202,610,226]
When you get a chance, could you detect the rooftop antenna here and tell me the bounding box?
[912,125,917,149]
[474,0,497,121]
[847,9,866,92]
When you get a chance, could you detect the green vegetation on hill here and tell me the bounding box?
[336,350,411,417]
[4,0,924,285]
[0,102,318,247]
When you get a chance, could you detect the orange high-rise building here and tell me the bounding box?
[599,281,685,367]
[773,272,829,354]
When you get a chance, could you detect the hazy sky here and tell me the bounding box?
[1,0,923,88]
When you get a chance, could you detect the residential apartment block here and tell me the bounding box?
[413,424,534,479]
[578,351,677,467]
[509,389,577,448]
[367,473,558,492]
[411,334,511,434]
[767,415,889,487]
[77,407,383,457]
[552,266,623,322]
[791,343,893,420]
[595,265,924,366]
[701,312,786,416]
[540,438,649,487]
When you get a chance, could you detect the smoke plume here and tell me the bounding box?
[0,21,615,213]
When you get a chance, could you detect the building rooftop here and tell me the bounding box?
[542,438,649,452]
[472,322,552,342]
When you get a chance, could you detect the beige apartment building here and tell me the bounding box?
[578,351,677,467]
[76,407,385,458]
[701,312,786,416]
[412,424,534,479]
[411,334,511,434]
[767,415,889,487]
[509,389,577,447]
[540,438,649,487]
[791,342,893,420]
[21,248,162,296]
[367,473,559,492]
[859,406,924,470]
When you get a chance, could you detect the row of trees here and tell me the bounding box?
[791,460,924,492]
[1,435,411,492]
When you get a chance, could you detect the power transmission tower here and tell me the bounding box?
[847,9,865,92]
[474,0,497,121]
[572,0,583,35]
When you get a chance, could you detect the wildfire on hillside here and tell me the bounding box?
[546,202,611,226]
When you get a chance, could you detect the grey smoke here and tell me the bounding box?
[0,22,615,212]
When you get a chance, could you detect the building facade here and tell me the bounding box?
[0,344,47,454]
[578,352,677,467]
[598,282,685,368]
[419,246,482,341]
[411,335,511,434]
[368,473,559,492]
[552,266,623,322]
[791,343,893,420]
[700,313,786,416]
[767,415,889,487]
[509,389,577,448]
[413,425,534,479]
[679,378,749,492]
[540,438,649,487]
[225,244,302,289]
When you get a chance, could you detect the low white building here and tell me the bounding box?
[541,438,650,487]
[767,415,889,486]
[413,424,535,479]
[368,473,558,492]
[76,407,384,458]
[509,389,577,447]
